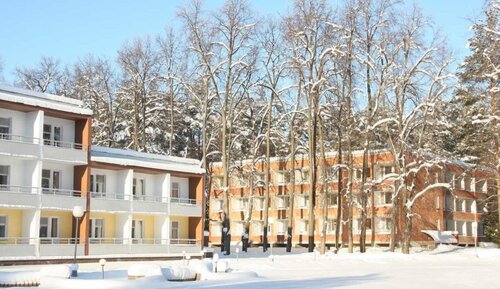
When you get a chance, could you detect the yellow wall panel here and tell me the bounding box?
[170,216,189,239]
[41,210,73,238]
[89,212,116,238]
[0,209,23,238]
[132,214,155,239]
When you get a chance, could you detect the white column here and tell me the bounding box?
[162,173,171,202]
[122,169,134,201]
[154,215,170,244]
[116,213,132,245]
[22,209,40,256]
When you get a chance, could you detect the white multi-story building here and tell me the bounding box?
[0,85,204,259]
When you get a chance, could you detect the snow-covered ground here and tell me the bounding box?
[2,245,500,289]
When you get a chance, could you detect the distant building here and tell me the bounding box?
[208,149,495,248]
[0,85,204,259]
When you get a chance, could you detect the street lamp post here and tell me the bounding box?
[99,258,106,279]
[268,218,274,262]
[71,206,84,278]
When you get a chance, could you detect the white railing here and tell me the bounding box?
[91,191,125,200]
[42,188,81,197]
[170,197,197,205]
[0,185,38,194]
[43,139,87,151]
[88,238,200,245]
[133,195,168,203]
[0,237,35,245]
[0,133,40,144]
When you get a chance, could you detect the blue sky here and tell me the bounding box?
[0,0,485,83]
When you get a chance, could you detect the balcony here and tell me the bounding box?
[0,237,37,257]
[0,134,40,158]
[169,197,202,217]
[0,186,39,208]
[40,189,86,210]
[42,140,88,164]
[132,195,169,214]
[88,238,201,255]
[90,192,130,213]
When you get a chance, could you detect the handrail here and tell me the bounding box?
[133,195,168,203]
[41,188,81,197]
[0,133,40,144]
[0,237,200,246]
[170,197,197,205]
[0,185,39,194]
[91,191,125,200]
[43,139,87,151]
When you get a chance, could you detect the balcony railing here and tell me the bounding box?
[91,191,125,200]
[88,238,199,245]
[170,197,198,205]
[0,185,38,193]
[0,133,40,144]
[133,195,168,203]
[43,139,87,151]
[0,237,35,245]
[41,188,81,197]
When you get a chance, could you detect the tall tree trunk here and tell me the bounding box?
[263,92,273,252]
[286,117,297,253]
[318,113,328,254]
[307,100,317,253]
[334,122,343,253]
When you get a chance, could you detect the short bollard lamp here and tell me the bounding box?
[236,247,240,261]
[99,258,106,279]
[212,253,219,272]
[71,205,84,278]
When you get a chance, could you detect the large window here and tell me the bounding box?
[133,178,145,200]
[276,219,288,235]
[252,220,264,235]
[0,165,9,190]
[43,124,63,146]
[40,217,59,238]
[0,216,7,238]
[374,191,392,206]
[90,174,106,197]
[171,221,179,239]
[297,219,309,234]
[210,221,222,236]
[327,193,338,207]
[375,217,391,233]
[297,195,310,208]
[232,197,249,211]
[131,220,144,239]
[0,118,11,140]
[41,169,61,194]
[90,219,105,238]
[275,195,289,209]
[354,218,372,233]
[253,197,265,211]
[274,171,290,185]
[171,182,179,198]
[211,199,223,212]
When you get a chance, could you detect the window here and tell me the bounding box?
[254,173,266,187]
[43,124,63,146]
[254,197,265,210]
[133,178,145,200]
[40,217,59,238]
[466,222,473,236]
[454,174,463,190]
[0,216,7,238]
[465,199,474,213]
[276,219,288,235]
[41,169,61,194]
[230,174,247,188]
[252,221,264,235]
[232,221,244,236]
[374,191,392,206]
[171,221,179,239]
[354,218,372,233]
[297,194,309,208]
[478,222,485,236]
[0,165,9,190]
[456,221,465,236]
[475,179,487,193]
[210,221,222,236]
[354,168,362,180]
[376,217,391,233]
[90,219,104,238]
[131,220,144,239]
[211,176,223,189]
[211,199,223,212]
[327,193,338,207]
[275,171,290,185]
[326,219,336,233]
[296,169,310,183]
[232,197,248,211]
[0,118,11,140]
[171,182,179,198]
[444,192,454,211]
[297,220,309,234]
[90,174,106,197]
[328,167,340,183]
[464,175,472,191]
[456,199,465,212]
[445,218,455,231]
[275,195,289,209]
[377,165,393,179]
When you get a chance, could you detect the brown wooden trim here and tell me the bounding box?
[0,99,91,120]
[90,161,203,177]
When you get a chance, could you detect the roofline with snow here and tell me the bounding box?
[0,84,93,116]
[91,145,204,175]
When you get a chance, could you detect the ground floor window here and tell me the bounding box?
[0,216,7,238]
[90,219,105,238]
[131,220,144,239]
[40,217,59,238]
[171,221,179,239]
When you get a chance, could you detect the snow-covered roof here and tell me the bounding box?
[0,84,92,116]
[91,145,204,175]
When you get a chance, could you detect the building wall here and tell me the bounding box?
[0,209,23,238]
[89,212,116,238]
[40,210,73,239]
[170,216,189,239]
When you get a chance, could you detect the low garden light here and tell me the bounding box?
[99,258,106,279]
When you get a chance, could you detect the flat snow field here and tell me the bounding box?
[3,245,500,289]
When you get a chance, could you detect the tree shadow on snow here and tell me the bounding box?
[192,273,382,289]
